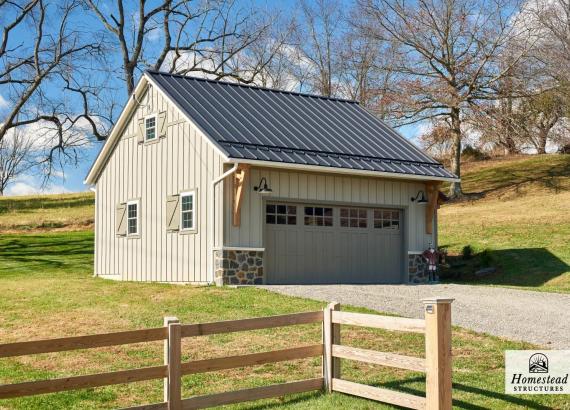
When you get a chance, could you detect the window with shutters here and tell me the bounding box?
[127,200,139,235]
[145,115,157,141]
[180,191,195,230]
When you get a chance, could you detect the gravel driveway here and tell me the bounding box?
[260,284,570,348]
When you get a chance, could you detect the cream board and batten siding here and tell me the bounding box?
[94,84,225,282]
[223,167,435,252]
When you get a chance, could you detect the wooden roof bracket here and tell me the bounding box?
[425,181,442,235]
[232,164,250,227]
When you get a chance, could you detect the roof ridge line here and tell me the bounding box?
[219,141,443,167]
[145,70,358,104]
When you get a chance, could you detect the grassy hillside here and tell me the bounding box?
[0,192,94,232]
[439,154,570,293]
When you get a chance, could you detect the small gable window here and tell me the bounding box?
[145,115,157,141]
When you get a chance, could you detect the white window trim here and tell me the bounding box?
[126,199,140,237]
[144,114,157,142]
[179,190,197,232]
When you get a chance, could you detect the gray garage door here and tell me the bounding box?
[265,202,403,284]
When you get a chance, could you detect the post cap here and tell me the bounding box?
[422,297,454,304]
[163,316,180,325]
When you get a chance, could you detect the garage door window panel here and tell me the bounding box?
[304,206,333,226]
[266,204,296,225]
[340,207,367,228]
[374,209,400,230]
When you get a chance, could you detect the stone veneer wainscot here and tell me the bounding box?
[408,252,430,283]
[214,248,264,286]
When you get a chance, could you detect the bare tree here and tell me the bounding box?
[0,130,34,196]
[85,0,276,95]
[294,0,344,97]
[526,0,570,83]
[0,0,106,171]
[341,8,402,118]
[359,0,535,197]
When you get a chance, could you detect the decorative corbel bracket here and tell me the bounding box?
[232,164,250,227]
[425,181,442,235]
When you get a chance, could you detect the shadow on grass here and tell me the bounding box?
[379,376,551,410]
[441,248,569,288]
[0,234,93,273]
[243,377,553,410]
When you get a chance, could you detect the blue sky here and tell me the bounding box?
[1,0,423,195]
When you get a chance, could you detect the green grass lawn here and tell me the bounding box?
[439,154,570,293]
[0,231,568,409]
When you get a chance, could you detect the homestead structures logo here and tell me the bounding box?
[529,353,548,373]
[506,350,570,394]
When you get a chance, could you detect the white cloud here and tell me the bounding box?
[5,181,70,196]
[4,173,71,196]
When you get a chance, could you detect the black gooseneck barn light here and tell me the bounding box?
[411,190,428,204]
[254,177,273,194]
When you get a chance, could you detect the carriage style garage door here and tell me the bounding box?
[265,202,403,284]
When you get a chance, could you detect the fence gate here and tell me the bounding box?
[322,298,453,410]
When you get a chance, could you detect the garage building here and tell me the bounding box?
[85,71,458,285]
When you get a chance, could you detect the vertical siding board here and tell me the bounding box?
[316,174,326,200]
[279,172,290,198]
[289,172,299,198]
[298,172,308,200]
[307,173,317,201]
[325,176,334,201]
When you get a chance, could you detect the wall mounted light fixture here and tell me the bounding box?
[253,177,272,194]
[411,190,428,204]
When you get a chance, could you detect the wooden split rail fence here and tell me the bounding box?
[0,298,453,409]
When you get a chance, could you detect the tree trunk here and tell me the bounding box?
[449,108,463,198]
[537,128,548,154]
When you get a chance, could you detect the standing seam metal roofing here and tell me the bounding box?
[146,70,457,180]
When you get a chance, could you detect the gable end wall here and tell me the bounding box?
[95,84,225,282]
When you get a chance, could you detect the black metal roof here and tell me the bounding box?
[146,71,457,180]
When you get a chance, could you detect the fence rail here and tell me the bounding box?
[0,299,453,409]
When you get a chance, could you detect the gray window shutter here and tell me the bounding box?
[116,203,127,236]
[158,111,167,138]
[137,118,145,143]
[166,195,180,231]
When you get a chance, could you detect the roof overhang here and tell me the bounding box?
[85,73,232,186]
[228,158,460,183]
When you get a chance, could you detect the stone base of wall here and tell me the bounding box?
[408,253,434,283]
[214,249,264,286]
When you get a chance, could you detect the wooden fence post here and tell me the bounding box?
[323,302,340,393]
[167,322,182,410]
[423,298,453,410]
[163,317,180,405]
